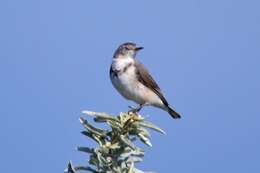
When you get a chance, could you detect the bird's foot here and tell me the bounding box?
[128,105,143,115]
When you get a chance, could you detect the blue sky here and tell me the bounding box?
[0,0,259,172]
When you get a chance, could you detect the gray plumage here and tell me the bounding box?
[110,42,181,119]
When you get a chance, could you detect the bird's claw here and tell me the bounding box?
[127,105,143,115]
[128,106,135,110]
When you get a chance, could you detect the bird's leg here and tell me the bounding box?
[135,104,144,112]
[128,104,144,114]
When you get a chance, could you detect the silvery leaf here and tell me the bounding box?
[139,121,165,134]
[79,117,107,137]
[65,161,76,173]
[119,135,136,150]
[81,131,104,145]
[77,146,94,154]
[138,133,152,147]
[82,111,119,122]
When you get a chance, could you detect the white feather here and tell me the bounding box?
[110,56,163,107]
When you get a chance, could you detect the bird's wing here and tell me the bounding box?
[135,60,169,106]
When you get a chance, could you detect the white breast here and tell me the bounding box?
[110,57,163,106]
[111,57,137,99]
[112,56,134,71]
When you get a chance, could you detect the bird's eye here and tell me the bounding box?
[125,46,129,50]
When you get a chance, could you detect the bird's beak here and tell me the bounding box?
[135,47,144,51]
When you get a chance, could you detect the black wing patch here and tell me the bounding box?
[110,62,133,78]
[110,66,118,78]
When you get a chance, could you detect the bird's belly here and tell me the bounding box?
[111,74,142,103]
[111,73,162,106]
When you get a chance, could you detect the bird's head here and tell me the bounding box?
[113,42,143,59]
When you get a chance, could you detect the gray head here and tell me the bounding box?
[113,42,143,58]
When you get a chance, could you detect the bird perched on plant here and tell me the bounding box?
[109,42,181,119]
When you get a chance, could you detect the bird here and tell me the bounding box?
[109,42,181,119]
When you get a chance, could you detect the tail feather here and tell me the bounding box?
[166,106,181,119]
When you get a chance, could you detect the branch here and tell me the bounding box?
[65,111,164,173]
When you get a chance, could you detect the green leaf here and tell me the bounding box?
[89,154,98,166]
[119,135,136,150]
[138,133,152,147]
[126,156,143,164]
[65,161,76,173]
[81,131,104,146]
[77,146,94,154]
[128,161,134,173]
[73,166,99,173]
[82,111,120,122]
[137,127,151,138]
[79,117,107,137]
[109,142,120,150]
[131,149,145,157]
[107,120,122,132]
[139,121,165,134]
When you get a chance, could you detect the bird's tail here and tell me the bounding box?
[166,106,181,119]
